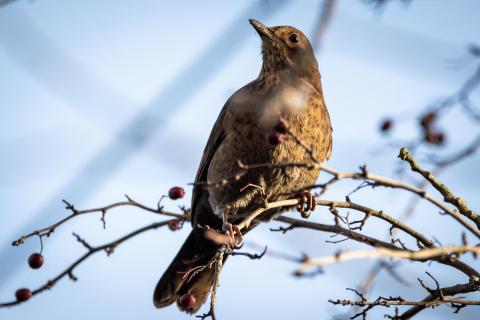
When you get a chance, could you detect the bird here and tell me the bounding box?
[153,19,332,314]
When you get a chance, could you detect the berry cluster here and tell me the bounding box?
[419,111,445,145]
[379,111,445,145]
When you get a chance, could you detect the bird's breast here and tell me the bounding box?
[206,81,331,218]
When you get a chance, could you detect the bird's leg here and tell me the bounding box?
[297,191,316,218]
[222,209,243,249]
[240,183,268,208]
[224,224,244,249]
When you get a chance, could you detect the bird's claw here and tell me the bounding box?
[224,223,243,249]
[297,191,316,218]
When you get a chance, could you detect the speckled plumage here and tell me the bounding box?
[206,77,331,220]
[154,19,332,314]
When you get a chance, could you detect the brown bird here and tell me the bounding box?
[153,19,332,314]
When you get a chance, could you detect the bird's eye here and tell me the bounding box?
[289,33,299,43]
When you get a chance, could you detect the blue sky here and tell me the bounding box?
[1,1,479,319]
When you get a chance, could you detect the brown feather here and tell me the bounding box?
[153,20,333,314]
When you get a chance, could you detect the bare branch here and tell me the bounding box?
[399,147,480,230]
[0,219,176,307]
[11,195,187,247]
[297,245,480,272]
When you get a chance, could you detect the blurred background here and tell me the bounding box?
[1,0,479,319]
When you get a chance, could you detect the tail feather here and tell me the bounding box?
[153,229,220,313]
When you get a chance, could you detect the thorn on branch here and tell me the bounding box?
[359,165,369,178]
[418,271,443,299]
[62,199,78,215]
[12,236,27,247]
[391,238,408,250]
[196,310,214,320]
[68,271,78,282]
[385,307,400,320]
[100,209,107,229]
[270,224,296,233]
[326,234,350,244]
[105,245,116,256]
[230,246,267,260]
[451,302,467,314]
[72,232,93,251]
[347,287,367,302]
[350,211,373,231]
[348,181,375,196]
[292,266,323,278]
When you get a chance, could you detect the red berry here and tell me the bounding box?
[168,220,182,231]
[168,187,185,200]
[178,293,196,310]
[273,119,289,134]
[267,131,285,145]
[15,288,32,302]
[380,118,393,133]
[425,131,445,145]
[28,253,44,269]
[420,112,436,129]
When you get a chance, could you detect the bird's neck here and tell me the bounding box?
[256,68,322,95]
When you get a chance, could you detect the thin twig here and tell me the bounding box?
[11,195,187,247]
[0,219,176,307]
[399,147,480,230]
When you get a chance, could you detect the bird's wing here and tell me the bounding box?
[323,102,333,161]
[303,78,332,161]
[307,80,333,162]
[153,102,230,310]
[190,102,228,225]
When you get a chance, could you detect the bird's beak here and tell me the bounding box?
[249,19,276,42]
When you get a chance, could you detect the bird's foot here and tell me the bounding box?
[201,223,244,248]
[202,223,243,249]
[297,191,316,218]
[223,223,244,249]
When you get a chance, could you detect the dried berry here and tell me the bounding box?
[178,293,196,310]
[267,131,285,145]
[168,187,185,200]
[420,112,436,130]
[15,288,32,302]
[273,119,289,134]
[379,118,393,133]
[28,253,44,269]
[168,220,182,231]
[425,131,445,145]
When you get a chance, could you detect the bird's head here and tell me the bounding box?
[249,19,320,86]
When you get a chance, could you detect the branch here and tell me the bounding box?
[194,130,480,239]
[351,133,480,304]
[196,248,225,320]
[399,147,480,230]
[275,216,401,250]
[296,245,480,273]
[399,277,480,319]
[276,216,479,279]
[11,195,187,247]
[330,288,480,319]
[0,219,177,307]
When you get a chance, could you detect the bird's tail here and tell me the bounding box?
[153,229,221,314]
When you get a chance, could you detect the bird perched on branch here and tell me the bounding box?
[153,19,332,314]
